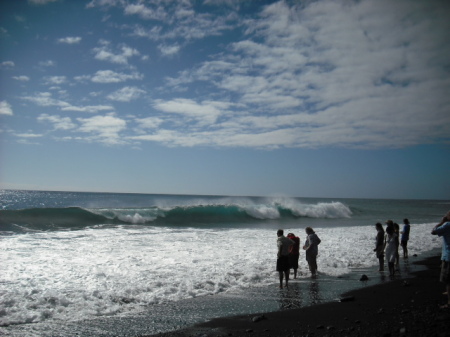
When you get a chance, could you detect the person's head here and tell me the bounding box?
[287,233,295,239]
[394,223,399,231]
[385,220,394,227]
[305,227,314,235]
[277,229,284,237]
[386,225,394,235]
[403,218,410,225]
[375,222,384,231]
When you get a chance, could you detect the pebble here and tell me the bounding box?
[251,315,266,323]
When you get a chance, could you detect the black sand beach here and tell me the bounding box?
[148,255,449,337]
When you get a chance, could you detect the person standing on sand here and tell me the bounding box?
[303,227,321,277]
[374,223,385,271]
[400,218,411,259]
[431,211,450,309]
[287,233,300,279]
[277,229,294,289]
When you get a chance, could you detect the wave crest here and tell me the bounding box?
[0,199,352,231]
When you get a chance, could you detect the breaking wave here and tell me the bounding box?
[0,200,352,232]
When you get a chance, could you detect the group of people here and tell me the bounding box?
[374,218,411,276]
[274,212,449,309]
[276,227,321,288]
[373,213,450,308]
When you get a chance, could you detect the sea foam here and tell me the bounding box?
[0,222,441,326]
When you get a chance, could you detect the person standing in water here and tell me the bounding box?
[287,232,300,279]
[431,211,450,309]
[276,229,294,289]
[303,227,321,277]
[400,218,411,259]
[374,223,385,271]
[385,225,398,277]
[393,222,401,272]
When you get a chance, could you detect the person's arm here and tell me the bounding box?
[303,237,310,250]
[374,231,382,251]
[432,216,449,235]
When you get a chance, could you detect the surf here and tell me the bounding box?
[0,200,352,232]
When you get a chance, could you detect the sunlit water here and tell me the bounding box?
[0,190,448,336]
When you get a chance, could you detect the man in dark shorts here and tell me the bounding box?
[431,211,450,309]
[276,229,294,289]
[400,218,411,258]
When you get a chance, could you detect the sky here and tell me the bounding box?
[0,0,449,200]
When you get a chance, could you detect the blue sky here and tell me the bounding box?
[0,0,449,200]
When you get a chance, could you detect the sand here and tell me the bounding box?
[147,255,449,337]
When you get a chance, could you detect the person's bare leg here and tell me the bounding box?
[284,270,289,288]
[279,271,283,289]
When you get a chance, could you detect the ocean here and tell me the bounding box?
[0,190,448,336]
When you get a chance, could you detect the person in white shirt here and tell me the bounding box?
[276,229,294,289]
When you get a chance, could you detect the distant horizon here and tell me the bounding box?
[2,188,449,202]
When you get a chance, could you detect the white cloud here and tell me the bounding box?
[107,86,146,102]
[21,92,71,109]
[93,41,140,64]
[43,76,67,85]
[37,114,76,130]
[124,3,164,20]
[21,92,114,114]
[87,70,143,83]
[158,44,181,57]
[15,132,43,138]
[1,61,15,68]
[58,36,82,44]
[12,75,30,81]
[61,105,114,113]
[0,101,13,115]
[77,115,127,145]
[38,60,55,67]
[86,0,122,9]
[153,98,230,126]
[135,117,164,130]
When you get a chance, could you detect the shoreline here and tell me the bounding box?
[147,255,449,337]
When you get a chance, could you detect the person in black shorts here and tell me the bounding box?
[276,229,294,289]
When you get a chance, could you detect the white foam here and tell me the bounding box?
[0,223,441,326]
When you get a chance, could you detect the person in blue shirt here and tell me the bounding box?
[431,211,450,309]
[400,218,411,259]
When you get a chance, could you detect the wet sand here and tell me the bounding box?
[148,255,450,337]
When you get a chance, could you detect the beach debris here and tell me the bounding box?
[245,328,253,333]
[360,274,369,281]
[340,296,355,302]
[402,280,410,287]
[251,314,266,323]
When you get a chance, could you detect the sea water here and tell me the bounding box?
[0,190,448,336]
